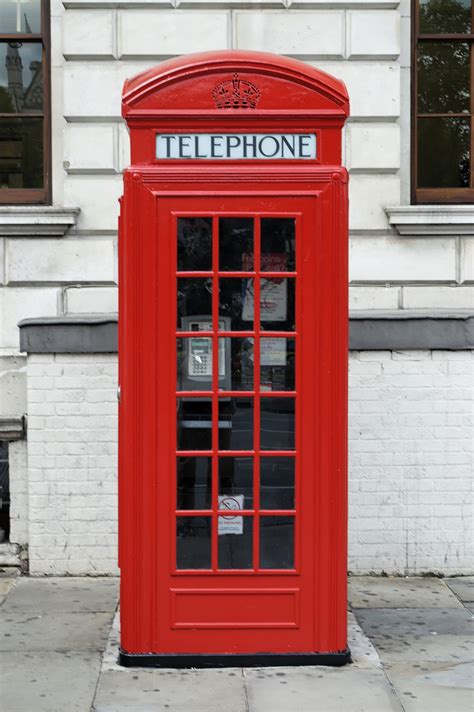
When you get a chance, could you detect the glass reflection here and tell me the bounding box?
[260,278,295,331]
[218,457,253,509]
[419,0,471,34]
[417,43,469,115]
[176,516,211,569]
[219,217,254,271]
[260,397,295,451]
[0,42,43,112]
[218,397,253,451]
[177,278,212,330]
[218,337,254,390]
[260,516,295,569]
[177,398,212,451]
[260,338,295,391]
[219,278,254,331]
[260,457,295,509]
[218,515,253,569]
[261,218,295,271]
[177,217,212,272]
[0,2,42,34]
[177,456,211,510]
[0,118,43,190]
[418,117,470,188]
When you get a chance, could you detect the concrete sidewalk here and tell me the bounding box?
[0,572,472,711]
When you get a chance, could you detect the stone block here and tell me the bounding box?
[346,123,400,172]
[63,176,122,232]
[315,61,400,118]
[63,124,116,173]
[349,286,400,309]
[460,239,474,282]
[65,286,118,313]
[6,239,115,284]
[118,122,131,171]
[234,11,344,57]
[119,11,229,57]
[347,10,400,59]
[63,10,114,58]
[0,288,58,349]
[349,174,400,230]
[402,286,474,309]
[350,236,457,282]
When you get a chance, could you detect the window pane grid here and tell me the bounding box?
[175,214,297,572]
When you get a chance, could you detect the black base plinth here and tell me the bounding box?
[119,648,351,668]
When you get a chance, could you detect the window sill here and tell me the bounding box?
[0,416,26,441]
[0,206,80,238]
[385,206,474,237]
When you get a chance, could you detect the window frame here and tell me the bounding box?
[412,0,474,204]
[0,0,51,205]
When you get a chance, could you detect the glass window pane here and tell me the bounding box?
[260,457,295,510]
[260,278,295,331]
[417,43,469,114]
[177,217,212,272]
[177,457,211,510]
[0,2,42,34]
[0,42,43,113]
[219,397,253,451]
[218,337,254,391]
[177,337,213,391]
[261,397,295,451]
[219,278,254,331]
[260,516,294,569]
[177,278,212,331]
[177,398,212,451]
[219,217,254,271]
[218,515,253,569]
[0,118,42,189]
[419,0,471,34]
[261,218,295,272]
[219,456,253,509]
[260,338,295,392]
[418,117,470,188]
[176,516,211,569]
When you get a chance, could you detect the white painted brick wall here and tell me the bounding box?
[24,351,473,576]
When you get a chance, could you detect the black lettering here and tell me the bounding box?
[298,135,313,159]
[281,135,296,158]
[211,135,224,158]
[258,135,280,158]
[194,135,207,159]
[242,135,257,158]
[178,135,192,158]
[160,135,176,158]
[226,135,241,157]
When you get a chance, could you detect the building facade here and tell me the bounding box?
[0,0,472,575]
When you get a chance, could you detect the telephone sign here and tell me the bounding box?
[119,50,350,668]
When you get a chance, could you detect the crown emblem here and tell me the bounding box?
[212,73,261,109]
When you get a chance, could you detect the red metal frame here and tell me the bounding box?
[119,51,349,663]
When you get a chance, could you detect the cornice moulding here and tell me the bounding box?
[0,207,80,238]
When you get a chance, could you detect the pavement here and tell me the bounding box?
[0,571,473,712]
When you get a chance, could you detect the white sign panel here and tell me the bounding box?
[218,495,244,535]
[156,133,317,160]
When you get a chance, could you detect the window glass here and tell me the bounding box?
[0,117,43,189]
[418,117,470,188]
[218,397,253,451]
[219,217,254,271]
[0,1,42,33]
[177,217,212,272]
[417,42,469,114]
[260,517,294,569]
[218,515,253,569]
[419,0,471,34]
[176,517,211,569]
[177,457,212,510]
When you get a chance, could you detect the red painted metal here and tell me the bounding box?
[120,50,349,659]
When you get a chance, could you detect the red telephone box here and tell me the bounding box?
[119,50,349,667]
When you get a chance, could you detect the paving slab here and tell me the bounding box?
[349,576,463,609]
[93,668,248,712]
[2,576,119,613]
[446,577,474,603]
[244,666,403,712]
[0,651,102,712]
[0,575,18,604]
[0,610,114,652]
[385,662,474,712]
[347,611,381,668]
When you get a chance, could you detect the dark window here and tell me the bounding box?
[0,0,50,204]
[0,442,9,542]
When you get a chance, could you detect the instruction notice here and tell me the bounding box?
[218,495,244,535]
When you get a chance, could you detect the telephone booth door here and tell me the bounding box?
[119,51,349,667]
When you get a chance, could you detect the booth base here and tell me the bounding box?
[119,648,352,668]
